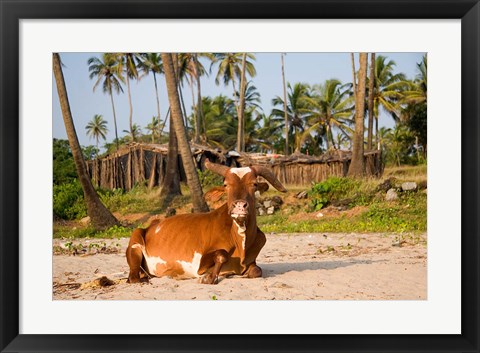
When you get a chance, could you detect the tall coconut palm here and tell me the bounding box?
[271,82,309,153]
[178,53,214,143]
[87,53,124,150]
[402,54,427,105]
[85,114,108,155]
[54,53,119,230]
[281,53,289,156]
[372,55,409,145]
[213,53,256,150]
[237,53,248,152]
[367,53,376,150]
[348,53,368,177]
[161,53,209,213]
[303,79,354,151]
[139,53,163,136]
[120,53,141,138]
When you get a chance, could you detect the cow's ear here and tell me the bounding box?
[257,182,269,194]
[204,186,226,202]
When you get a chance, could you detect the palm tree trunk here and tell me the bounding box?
[190,75,200,144]
[162,53,209,213]
[53,53,119,230]
[153,72,162,141]
[126,68,134,140]
[237,53,247,152]
[348,52,367,178]
[351,53,357,96]
[109,91,119,150]
[281,53,289,156]
[160,113,182,205]
[367,53,375,150]
[194,56,206,143]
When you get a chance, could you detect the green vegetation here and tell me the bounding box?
[53,224,131,239]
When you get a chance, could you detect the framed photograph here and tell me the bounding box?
[1,0,478,352]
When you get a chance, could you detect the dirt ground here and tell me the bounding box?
[53,232,426,300]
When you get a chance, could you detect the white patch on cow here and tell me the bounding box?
[131,243,142,249]
[176,252,202,278]
[233,220,247,250]
[230,167,252,179]
[143,254,166,277]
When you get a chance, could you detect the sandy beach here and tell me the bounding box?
[53,232,426,300]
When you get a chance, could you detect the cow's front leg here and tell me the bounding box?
[243,227,267,278]
[200,249,229,284]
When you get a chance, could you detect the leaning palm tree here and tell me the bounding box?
[87,53,124,150]
[161,52,209,213]
[302,79,354,151]
[139,53,163,134]
[54,53,119,230]
[85,114,108,155]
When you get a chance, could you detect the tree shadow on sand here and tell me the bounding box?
[261,259,383,278]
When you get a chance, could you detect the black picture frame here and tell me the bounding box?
[1,1,478,352]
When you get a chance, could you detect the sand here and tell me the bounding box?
[53,232,426,300]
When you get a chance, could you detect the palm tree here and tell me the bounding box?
[178,53,215,143]
[200,95,237,149]
[161,53,209,213]
[87,53,124,150]
[348,53,368,177]
[121,53,141,138]
[53,53,119,230]
[402,54,427,106]
[367,53,376,150]
[281,53,289,156]
[145,116,161,143]
[271,82,309,153]
[303,79,354,150]
[213,53,256,150]
[85,114,108,155]
[139,53,163,137]
[123,123,142,142]
[372,55,409,146]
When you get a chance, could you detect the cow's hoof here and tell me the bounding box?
[246,265,262,278]
[200,273,218,285]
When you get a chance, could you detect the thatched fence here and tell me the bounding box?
[86,143,383,190]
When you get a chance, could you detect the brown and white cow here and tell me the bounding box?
[126,159,287,284]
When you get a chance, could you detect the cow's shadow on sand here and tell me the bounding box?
[260,259,381,277]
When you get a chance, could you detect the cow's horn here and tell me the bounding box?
[205,158,230,177]
[252,166,287,193]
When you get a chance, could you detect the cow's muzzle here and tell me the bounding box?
[230,200,249,223]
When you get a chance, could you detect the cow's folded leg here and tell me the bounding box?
[200,249,228,285]
[126,228,146,284]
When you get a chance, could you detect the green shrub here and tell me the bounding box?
[53,180,87,220]
[198,169,223,188]
[308,177,366,211]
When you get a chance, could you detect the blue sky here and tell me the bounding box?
[53,52,425,150]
